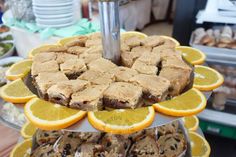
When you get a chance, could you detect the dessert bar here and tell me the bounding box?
[129,74,171,103]
[70,85,108,111]
[88,58,117,73]
[60,58,87,79]
[33,52,57,63]
[132,60,158,75]
[67,46,88,56]
[141,36,165,47]
[79,52,102,64]
[35,72,68,99]
[47,79,90,106]
[31,60,59,76]
[103,82,142,109]
[121,50,143,67]
[111,66,138,82]
[55,53,78,64]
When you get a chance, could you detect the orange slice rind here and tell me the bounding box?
[88,106,155,134]
[6,59,32,81]
[176,46,206,65]
[21,122,37,139]
[0,79,36,103]
[194,65,224,91]
[153,88,206,116]
[10,138,32,157]
[24,98,87,130]
[189,131,211,157]
[182,115,199,131]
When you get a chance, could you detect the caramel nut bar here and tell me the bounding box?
[129,74,171,102]
[70,85,108,111]
[47,79,90,106]
[103,82,143,109]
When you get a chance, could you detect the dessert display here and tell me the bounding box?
[29,121,188,157]
[29,32,193,111]
[0,32,223,157]
[192,26,236,49]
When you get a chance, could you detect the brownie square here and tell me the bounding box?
[79,70,114,85]
[131,46,152,53]
[31,60,59,76]
[35,72,68,99]
[129,74,171,102]
[67,46,88,56]
[33,52,57,63]
[70,85,108,111]
[79,70,103,81]
[159,66,192,96]
[111,66,138,82]
[79,52,102,64]
[47,79,90,106]
[137,52,161,66]
[152,45,176,54]
[103,82,142,109]
[121,51,143,67]
[60,58,87,79]
[141,35,165,47]
[88,58,117,73]
[56,53,78,64]
[125,36,142,48]
[132,60,158,75]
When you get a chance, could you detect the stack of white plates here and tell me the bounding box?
[32,0,76,28]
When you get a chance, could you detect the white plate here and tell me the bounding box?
[33,9,73,15]
[36,17,74,25]
[0,56,23,66]
[33,5,73,11]
[37,20,76,28]
[33,0,72,3]
[33,1,73,7]
[34,12,73,19]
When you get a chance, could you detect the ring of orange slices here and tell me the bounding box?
[0,32,223,134]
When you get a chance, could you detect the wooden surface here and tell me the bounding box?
[0,124,19,157]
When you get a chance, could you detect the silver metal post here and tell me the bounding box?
[98,0,120,64]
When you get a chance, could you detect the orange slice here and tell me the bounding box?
[6,59,32,81]
[176,46,206,65]
[88,106,155,134]
[182,115,199,131]
[189,131,211,157]
[153,88,206,116]
[28,44,59,58]
[160,35,180,47]
[194,65,224,91]
[121,31,148,40]
[24,98,87,130]
[0,79,36,103]
[21,122,37,139]
[10,138,32,157]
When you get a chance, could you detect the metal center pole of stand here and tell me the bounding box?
[98,0,120,64]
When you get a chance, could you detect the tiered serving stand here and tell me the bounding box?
[0,1,214,156]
